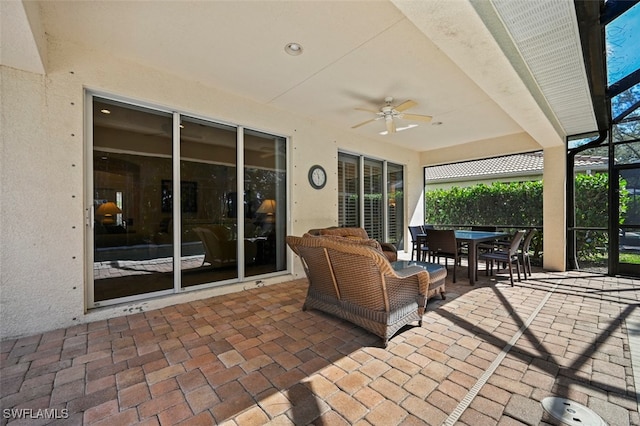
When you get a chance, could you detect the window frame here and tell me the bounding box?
[338,151,404,246]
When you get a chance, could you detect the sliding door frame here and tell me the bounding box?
[85,90,290,309]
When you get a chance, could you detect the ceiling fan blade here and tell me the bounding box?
[394,100,417,112]
[386,118,396,134]
[401,113,433,122]
[351,118,377,129]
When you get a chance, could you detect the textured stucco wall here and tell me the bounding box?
[1,66,85,341]
[0,39,422,340]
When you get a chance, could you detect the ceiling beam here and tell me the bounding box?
[392,0,564,148]
[0,0,46,74]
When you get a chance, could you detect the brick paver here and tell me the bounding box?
[1,267,639,425]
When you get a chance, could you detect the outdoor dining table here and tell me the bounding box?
[454,230,509,285]
[418,230,509,285]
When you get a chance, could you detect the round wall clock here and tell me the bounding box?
[308,165,327,189]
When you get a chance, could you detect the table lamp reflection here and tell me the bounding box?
[256,199,276,223]
[96,201,122,225]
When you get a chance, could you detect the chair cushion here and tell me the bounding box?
[319,227,369,239]
[303,233,382,250]
[309,227,397,262]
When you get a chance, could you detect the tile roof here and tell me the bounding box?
[425,152,607,182]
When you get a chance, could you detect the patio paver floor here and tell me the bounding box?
[2,267,640,425]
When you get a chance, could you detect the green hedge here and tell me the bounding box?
[424,173,624,263]
[425,181,543,227]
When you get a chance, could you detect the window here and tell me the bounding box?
[364,158,383,241]
[89,95,288,307]
[338,153,359,228]
[387,163,404,248]
[338,152,403,247]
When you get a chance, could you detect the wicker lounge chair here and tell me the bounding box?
[306,226,398,262]
[287,234,442,347]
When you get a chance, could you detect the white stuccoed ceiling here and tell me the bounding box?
[2,0,597,153]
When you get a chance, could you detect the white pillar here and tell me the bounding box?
[543,146,566,271]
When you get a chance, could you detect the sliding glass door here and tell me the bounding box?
[243,130,287,276]
[88,95,287,307]
[92,99,175,303]
[179,117,239,287]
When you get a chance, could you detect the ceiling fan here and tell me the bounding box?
[351,97,432,134]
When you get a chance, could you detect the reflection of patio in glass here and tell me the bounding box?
[93,252,280,302]
[94,257,193,280]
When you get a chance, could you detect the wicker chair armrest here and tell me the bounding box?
[386,268,430,298]
[378,242,398,253]
[384,271,429,312]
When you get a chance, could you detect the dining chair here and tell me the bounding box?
[422,224,435,261]
[478,230,526,286]
[408,225,428,261]
[519,229,537,278]
[467,226,499,256]
[480,228,536,276]
[426,229,465,282]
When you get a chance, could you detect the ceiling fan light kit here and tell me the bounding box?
[351,96,432,134]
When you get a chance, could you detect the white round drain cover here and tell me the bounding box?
[541,397,607,426]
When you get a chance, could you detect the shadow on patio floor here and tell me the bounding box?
[1,269,640,425]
